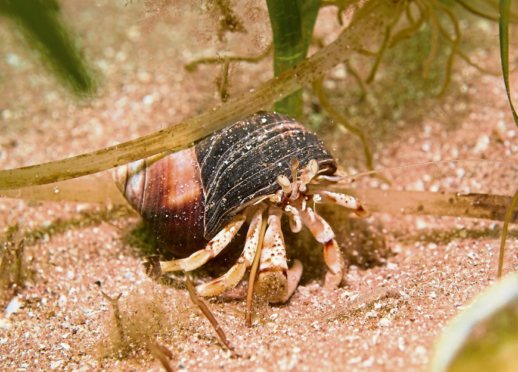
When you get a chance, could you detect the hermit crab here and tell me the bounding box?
[113,112,367,303]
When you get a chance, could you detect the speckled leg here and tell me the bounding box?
[319,190,368,216]
[254,208,302,303]
[160,211,246,272]
[195,204,267,297]
[300,207,345,290]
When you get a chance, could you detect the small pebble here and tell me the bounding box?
[60,343,71,351]
[50,360,63,370]
[0,318,12,330]
[5,297,21,318]
[58,295,67,308]
[297,286,310,297]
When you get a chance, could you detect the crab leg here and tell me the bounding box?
[286,259,303,301]
[299,207,345,290]
[255,207,303,303]
[160,211,246,272]
[195,204,267,297]
[318,190,368,216]
[284,205,302,233]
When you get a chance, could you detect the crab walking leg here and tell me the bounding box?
[284,205,302,233]
[300,207,345,290]
[254,208,287,302]
[196,205,267,297]
[255,207,303,303]
[318,190,368,216]
[160,211,246,272]
[286,259,303,301]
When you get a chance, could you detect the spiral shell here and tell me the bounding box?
[114,112,337,257]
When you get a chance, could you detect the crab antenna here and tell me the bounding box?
[290,156,300,199]
[306,207,317,224]
[338,159,511,183]
[277,175,292,195]
[290,157,299,184]
[314,174,342,182]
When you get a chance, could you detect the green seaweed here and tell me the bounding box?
[0,0,97,97]
[267,0,321,118]
[496,0,518,279]
[499,0,518,125]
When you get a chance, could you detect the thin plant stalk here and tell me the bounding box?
[499,0,518,125]
[358,48,377,57]
[345,60,367,99]
[390,3,425,48]
[184,43,273,71]
[486,0,518,22]
[422,1,440,78]
[496,0,518,277]
[246,209,269,327]
[131,334,174,372]
[183,271,235,352]
[432,0,461,97]
[437,21,501,76]
[366,4,403,83]
[313,75,391,184]
[0,0,402,191]
[218,56,231,102]
[101,292,125,341]
[405,1,415,24]
[456,0,499,21]
[497,187,518,278]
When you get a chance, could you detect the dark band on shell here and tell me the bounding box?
[196,112,337,238]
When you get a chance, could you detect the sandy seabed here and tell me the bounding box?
[1,1,518,371]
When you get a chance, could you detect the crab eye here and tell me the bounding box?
[277,175,292,194]
[308,159,319,176]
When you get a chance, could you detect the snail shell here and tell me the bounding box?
[114,112,337,257]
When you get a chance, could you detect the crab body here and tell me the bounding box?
[114,112,337,256]
[114,112,367,303]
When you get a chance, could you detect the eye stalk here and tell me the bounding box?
[308,159,319,175]
[299,159,319,192]
[277,175,292,195]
